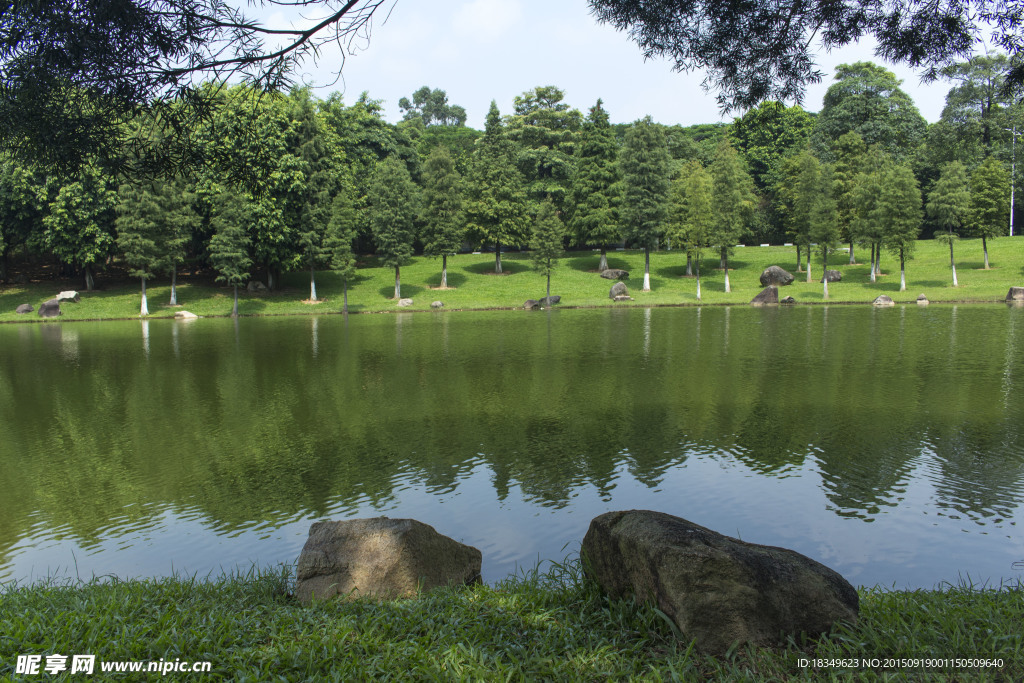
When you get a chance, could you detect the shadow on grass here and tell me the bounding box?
[566,254,632,273]
[377,283,426,300]
[464,260,529,276]
[423,271,468,289]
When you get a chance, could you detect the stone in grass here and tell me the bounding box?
[539,295,560,306]
[1006,287,1024,302]
[15,303,33,314]
[246,280,267,293]
[820,270,842,283]
[523,300,540,310]
[295,517,482,604]
[780,296,796,304]
[613,295,634,302]
[609,282,629,299]
[38,299,61,318]
[600,269,630,281]
[431,301,444,309]
[581,510,859,655]
[750,286,779,305]
[174,310,199,319]
[397,298,414,307]
[56,290,80,303]
[759,266,794,287]
[916,294,929,306]
[872,295,895,307]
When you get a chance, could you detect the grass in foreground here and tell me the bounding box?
[1,559,1022,681]
[3,238,1024,322]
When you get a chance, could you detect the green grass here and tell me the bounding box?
[3,238,1024,322]
[1,559,1021,681]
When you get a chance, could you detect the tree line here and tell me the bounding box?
[0,55,1020,312]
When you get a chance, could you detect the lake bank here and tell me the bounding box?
[2,561,1021,681]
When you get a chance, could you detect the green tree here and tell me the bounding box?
[710,139,756,293]
[368,157,419,299]
[831,132,870,264]
[208,189,254,317]
[667,160,714,300]
[729,101,814,191]
[420,146,464,289]
[619,117,670,292]
[399,87,467,127]
[326,186,359,315]
[464,101,530,274]
[567,99,620,271]
[116,182,163,315]
[158,178,197,306]
[851,152,894,282]
[876,164,923,292]
[777,150,823,279]
[809,163,839,299]
[927,161,971,286]
[530,199,566,301]
[0,156,43,282]
[969,155,1010,269]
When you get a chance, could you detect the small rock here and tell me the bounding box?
[246,280,267,293]
[916,294,929,306]
[174,310,199,319]
[430,301,444,309]
[820,270,842,283]
[15,303,33,314]
[397,298,414,307]
[750,286,779,305]
[613,295,634,302]
[759,266,794,287]
[600,269,629,281]
[55,290,80,303]
[609,282,629,299]
[523,299,540,310]
[539,295,560,306]
[872,295,895,307]
[780,296,796,304]
[1006,287,1024,302]
[295,517,482,604]
[38,299,61,318]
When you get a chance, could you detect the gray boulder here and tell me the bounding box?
[600,269,629,281]
[15,303,33,314]
[916,294,929,306]
[750,286,779,305]
[397,298,414,307]
[539,295,561,306]
[523,299,540,310]
[174,310,199,319]
[295,517,482,604]
[780,296,796,304]
[430,301,444,309]
[759,266,794,287]
[872,295,895,307]
[609,282,629,299]
[612,295,634,302]
[246,280,267,293]
[56,290,80,303]
[820,270,842,283]
[581,510,858,655]
[1006,287,1024,302]
[38,299,61,318]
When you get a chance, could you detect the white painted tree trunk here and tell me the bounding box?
[806,258,812,283]
[870,245,877,283]
[696,261,701,301]
[342,280,349,316]
[169,265,178,305]
[983,237,990,269]
[140,277,149,316]
[441,254,448,288]
[723,254,730,293]
[495,244,502,274]
[950,241,958,286]
[598,249,608,272]
[84,265,95,291]
[394,265,401,299]
[686,253,693,276]
[849,241,855,264]
[900,254,906,291]
[232,284,239,317]
[823,278,829,300]
[310,264,317,301]
[642,248,651,291]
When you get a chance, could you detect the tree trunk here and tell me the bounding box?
[546,269,551,300]
[0,248,8,283]
[232,284,239,317]
[874,243,882,276]
[950,240,958,287]
[598,249,608,272]
[870,244,877,283]
[723,252,731,293]
[441,254,448,288]
[342,279,349,316]
[822,248,829,300]
[696,258,701,301]
[686,252,693,276]
[806,252,812,283]
[169,265,178,305]
[267,268,275,291]
[900,250,906,291]
[495,241,502,274]
[84,264,95,291]
[983,236,990,269]
[310,263,317,301]
[642,248,651,291]
[796,244,802,272]
[849,240,855,265]
[720,246,727,269]
[140,277,149,316]
[394,264,401,299]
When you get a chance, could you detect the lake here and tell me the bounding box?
[1,305,1023,590]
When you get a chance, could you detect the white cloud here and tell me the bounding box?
[453,0,523,41]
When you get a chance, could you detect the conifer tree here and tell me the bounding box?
[368,156,419,299]
[876,163,922,291]
[667,160,714,300]
[927,161,971,286]
[851,152,893,282]
[530,198,566,301]
[567,99,620,271]
[969,155,1010,269]
[710,139,756,293]
[158,178,197,306]
[116,182,162,315]
[809,163,839,299]
[831,131,869,263]
[326,185,359,315]
[208,190,254,317]
[420,146,464,289]
[619,116,670,291]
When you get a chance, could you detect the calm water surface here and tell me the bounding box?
[1,305,1023,589]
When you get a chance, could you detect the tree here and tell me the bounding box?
[567,99,620,272]
[810,62,927,162]
[507,85,582,213]
[531,199,566,301]
[710,139,756,293]
[876,164,923,292]
[420,146,464,289]
[969,156,1010,269]
[779,150,835,286]
[399,87,467,127]
[809,163,839,299]
[208,189,254,317]
[619,117,670,292]
[464,101,530,274]
[0,155,43,282]
[830,132,870,264]
[116,182,164,315]
[850,151,894,283]
[667,160,714,300]
[939,53,1017,161]
[326,186,359,315]
[157,178,197,305]
[368,157,419,299]
[588,1,1023,112]
[927,161,971,286]
[729,101,814,191]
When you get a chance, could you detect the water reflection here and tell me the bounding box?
[0,307,1022,589]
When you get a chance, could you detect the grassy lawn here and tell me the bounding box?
[2,238,1024,322]
[1,560,1021,681]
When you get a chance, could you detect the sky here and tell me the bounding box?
[262,0,959,129]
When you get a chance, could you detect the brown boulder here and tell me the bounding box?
[759,266,794,287]
[600,269,629,281]
[38,299,61,318]
[1006,287,1024,302]
[872,295,895,307]
[750,286,779,305]
[582,510,858,655]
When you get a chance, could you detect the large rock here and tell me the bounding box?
[539,295,561,306]
[780,296,796,304]
[916,294,929,306]
[750,286,779,305]
[295,517,482,604]
[15,303,33,314]
[246,280,267,293]
[872,295,895,307]
[523,299,540,310]
[582,510,858,655]
[600,269,629,281]
[759,266,794,287]
[174,310,199,319]
[1006,287,1024,302]
[609,282,629,299]
[55,290,80,303]
[430,301,444,309]
[820,270,842,283]
[37,299,61,318]
[397,298,414,307]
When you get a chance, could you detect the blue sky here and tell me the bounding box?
[264,0,955,129]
